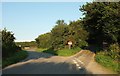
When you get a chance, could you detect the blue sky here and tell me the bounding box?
[1,0,93,2]
[0,2,2,29]
[2,2,87,42]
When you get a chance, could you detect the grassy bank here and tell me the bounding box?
[37,47,81,56]
[2,50,28,68]
[95,52,120,73]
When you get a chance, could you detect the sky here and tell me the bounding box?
[2,2,88,42]
[1,0,93,2]
[0,2,2,29]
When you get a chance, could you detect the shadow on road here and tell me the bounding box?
[2,61,91,74]
[42,48,58,55]
[21,50,55,62]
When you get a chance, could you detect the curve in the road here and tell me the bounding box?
[2,50,116,74]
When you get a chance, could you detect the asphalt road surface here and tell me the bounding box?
[2,49,115,74]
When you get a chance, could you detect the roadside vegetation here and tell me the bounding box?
[35,20,88,50]
[2,50,28,68]
[37,47,81,56]
[36,2,120,73]
[80,2,120,73]
[35,20,87,56]
[1,29,28,68]
[95,43,120,73]
[16,41,37,49]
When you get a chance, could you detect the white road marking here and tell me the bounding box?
[72,59,82,69]
[78,66,82,69]
[74,58,84,64]
[73,60,78,64]
[73,60,78,65]
[72,60,76,62]
[77,60,84,64]
[76,63,79,67]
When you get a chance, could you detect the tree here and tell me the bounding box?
[16,41,37,48]
[68,20,88,48]
[36,20,89,50]
[56,20,66,25]
[2,28,17,58]
[0,29,2,48]
[80,2,120,45]
[51,20,68,50]
[35,32,51,48]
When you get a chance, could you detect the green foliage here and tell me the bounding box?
[36,48,48,52]
[16,41,37,47]
[37,47,81,56]
[107,43,120,60]
[37,48,57,55]
[95,43,120,73]
[2,28,18,58]
[57,48,81,56]
[42,49,58,55]
[36,20,88,50]
[80,2,120,45]
[81,2,120,73]
[2,50,28,68]
[35,33,51,48]
[67,20,88,48]
[51,20,68,49]
[95,53,120,73]
[0,29,2,47]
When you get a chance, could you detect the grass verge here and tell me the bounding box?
[37,47,81,56]
[95,52,120,73]
[57,48,81,56]
[2,50,28,68]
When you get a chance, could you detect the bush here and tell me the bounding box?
[16,41,37,48]
[107,43,120,60]
[36,20,88,50]
[95,52,120,73]
[2,50,28,68]
[2,29,18,58]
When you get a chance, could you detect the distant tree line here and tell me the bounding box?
[16,41,37,48]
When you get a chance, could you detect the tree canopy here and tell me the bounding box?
[2,28,18,58]
[36,2,120,52]
[80,2,120,45]
[36,20,88,50]
[35,33,51,48]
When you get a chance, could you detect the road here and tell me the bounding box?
[2,49,115,74]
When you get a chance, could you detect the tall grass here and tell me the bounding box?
[95,52,120,73]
